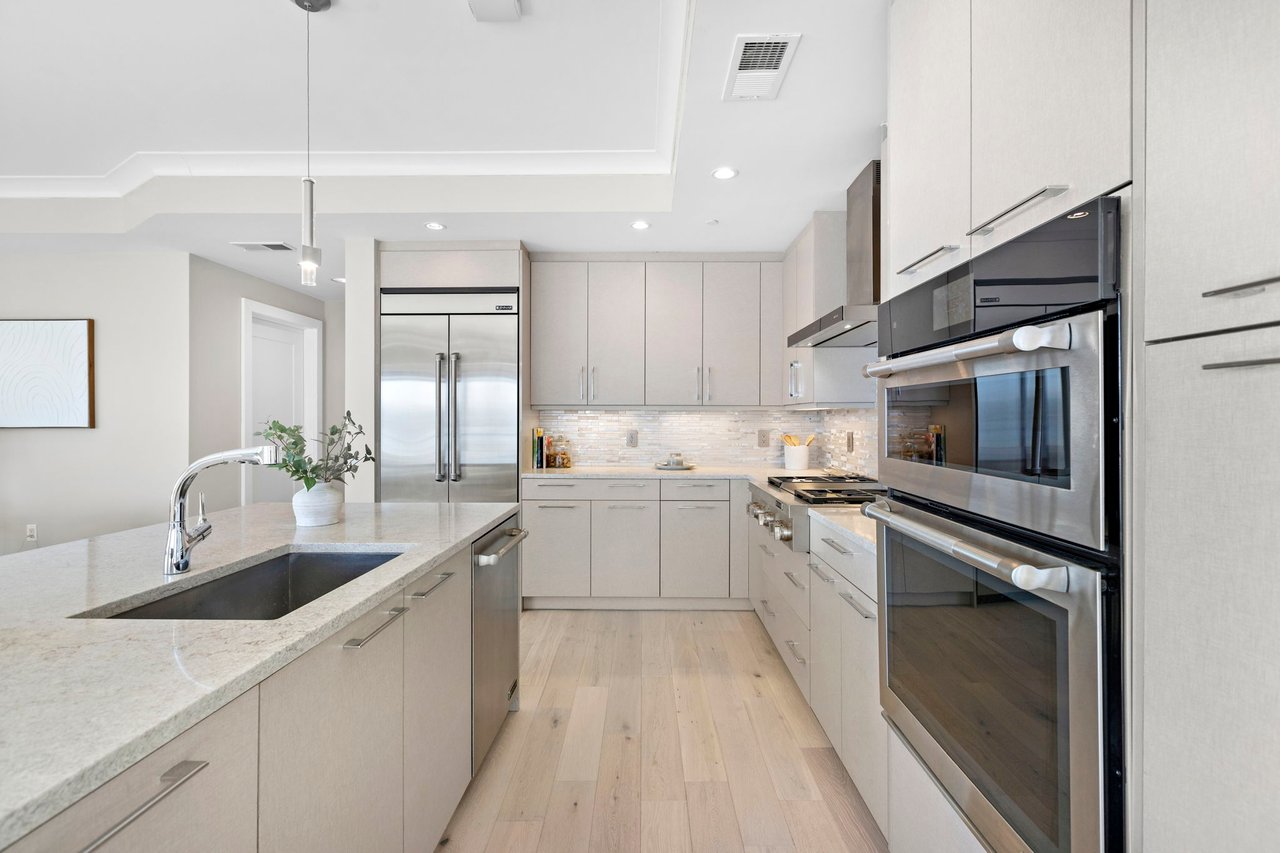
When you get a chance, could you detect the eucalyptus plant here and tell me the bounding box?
[256,411,376,491]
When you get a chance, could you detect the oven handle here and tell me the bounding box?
[863,322,1071,378]
[861,501,1070,593]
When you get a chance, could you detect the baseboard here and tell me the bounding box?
[523,596,753,611]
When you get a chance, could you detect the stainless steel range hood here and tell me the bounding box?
[787,160,881,348]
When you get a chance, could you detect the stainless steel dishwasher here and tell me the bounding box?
[471,516,526,772]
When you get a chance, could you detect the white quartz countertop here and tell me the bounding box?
[522,465,834,481]
[809,506,879,552]
[0,501,517,848]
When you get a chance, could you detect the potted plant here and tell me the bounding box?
[257,411,376,527]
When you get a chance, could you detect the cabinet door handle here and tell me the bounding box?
[1202,273,1280,299]
[705,366,712,401]
[1202,357,1280,371]
[840,591,876,620]
[695,366,702,401]
[758,544,775,557]
[344,607,408,649]
[579,366,586,401]
[783,571,806,590]
[476,527,530,566]
[79,760,209,853]
[809,563,836,584]
[896,244,960,276]
[607,504,648,510]
[409,571,455,600]
[762,599,776,618]
[967,185,1069,236]
[591,366,598,401]
[784,640,807,666]
[820,537,851,555]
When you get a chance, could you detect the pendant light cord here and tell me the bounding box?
[305,12,311,181]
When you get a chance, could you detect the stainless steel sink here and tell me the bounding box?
[110,552,401,620]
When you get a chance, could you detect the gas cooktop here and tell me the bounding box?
[767,474,883,505]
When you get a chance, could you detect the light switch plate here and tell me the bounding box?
[758,429,771,448]
[626,429,639,448]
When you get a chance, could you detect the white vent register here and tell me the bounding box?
[722,33,801,101]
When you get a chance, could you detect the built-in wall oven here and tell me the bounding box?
[866,195,1123,852]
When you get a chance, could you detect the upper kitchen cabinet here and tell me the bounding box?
[760,261,788,406]
[645,262,705,405]
[886,0,970,299]
[970,0,1130,252]
[787,212,848,328]
[587,262,646,404]
[1144,0,1280,340]
[703,262,761,406]
[530,262,588,405]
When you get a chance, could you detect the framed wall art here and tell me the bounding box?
[0,319,96,428]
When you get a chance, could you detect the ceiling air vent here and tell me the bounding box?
[722,33,801,101]
[230,241,296,252]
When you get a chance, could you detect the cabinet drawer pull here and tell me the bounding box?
[896,244,959,276]
[820,537,851,555]
[534,483,576,488]
[762,599,776,618]
[1202,273,1280,299]
[967,185,1069,236]
[409,571,455,600]
[536,504,577,509]
[809,563,835,584]
[783,571,806,590]
[80,760,209,853]
[607,504,648,510]
[676,484,717,488]
[1201,357,1280,371]
[840,592,876,620]
[784,640,807,666]
[758,544,775,557]
[344,607,408,649]
[476,527,530,566]
[607,483,648,488]
[677,505,718,510]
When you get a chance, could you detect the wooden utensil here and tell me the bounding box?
[805,434,815,446]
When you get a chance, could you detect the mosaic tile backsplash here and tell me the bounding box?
[534,408,881,475]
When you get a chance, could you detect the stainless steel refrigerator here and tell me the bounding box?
[379,290,519,503]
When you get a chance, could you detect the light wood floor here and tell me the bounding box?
[436,610,889,853]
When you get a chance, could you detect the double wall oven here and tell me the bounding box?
[865,196,1123,852]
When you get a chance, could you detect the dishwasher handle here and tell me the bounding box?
[476,527,530,566]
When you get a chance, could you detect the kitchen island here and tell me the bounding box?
[0,501,517,850]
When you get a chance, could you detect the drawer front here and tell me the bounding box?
[11,689,259,853]
[771,595,812,702]
[767,545,811,628]
[524,478,659,501]
[811,529,877,602]
[659,479,730,501]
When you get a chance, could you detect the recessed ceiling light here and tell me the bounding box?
[1066,210,1090,220]
[631,220,650,231]
[332,276,347,284]
[424,221,447,231]
[711,167,738,180]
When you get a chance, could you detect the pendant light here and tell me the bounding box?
[294,0,329,285]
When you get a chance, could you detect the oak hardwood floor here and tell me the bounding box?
[436,610,887,853]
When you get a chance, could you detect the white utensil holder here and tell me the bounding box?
[783,445,810,471]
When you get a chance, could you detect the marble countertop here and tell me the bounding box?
[809,506,879,552]
[0,501,517,848]
[522,465,836,481]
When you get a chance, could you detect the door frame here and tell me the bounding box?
[241,299,324,505]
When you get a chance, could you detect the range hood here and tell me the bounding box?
[787,160,881,348]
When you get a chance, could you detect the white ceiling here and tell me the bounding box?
[0,0,887,299]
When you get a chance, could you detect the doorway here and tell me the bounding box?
[241,299,324,504]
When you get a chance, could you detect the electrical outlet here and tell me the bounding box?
[758,429,771,448]
[626,429,639,448]
[25,524,37,541]
[847,432,856,453]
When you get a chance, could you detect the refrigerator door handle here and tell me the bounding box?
[435,352,447,482]
[449,352,461,482]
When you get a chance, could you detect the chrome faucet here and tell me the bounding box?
[164,445,281,576]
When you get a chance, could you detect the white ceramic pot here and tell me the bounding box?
[292,481,344,527]
[783,445,811,471]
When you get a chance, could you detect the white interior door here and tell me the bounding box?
[242,300,323,504]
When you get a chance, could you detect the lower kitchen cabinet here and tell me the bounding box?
[8,689,259,853]
[807,557,844,753]
[259,593,406,853]
[404,550,473,852]
[520,500,591,596]
[840,580,888,833]
[889,731,985,853]
[660,500,729,597]
[592,500,660,597]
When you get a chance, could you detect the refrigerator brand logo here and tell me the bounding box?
[495,304,514,311]
[979,296,1001,304]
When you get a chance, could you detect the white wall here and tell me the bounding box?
[187,256,330,512]
[0,252,190,554]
